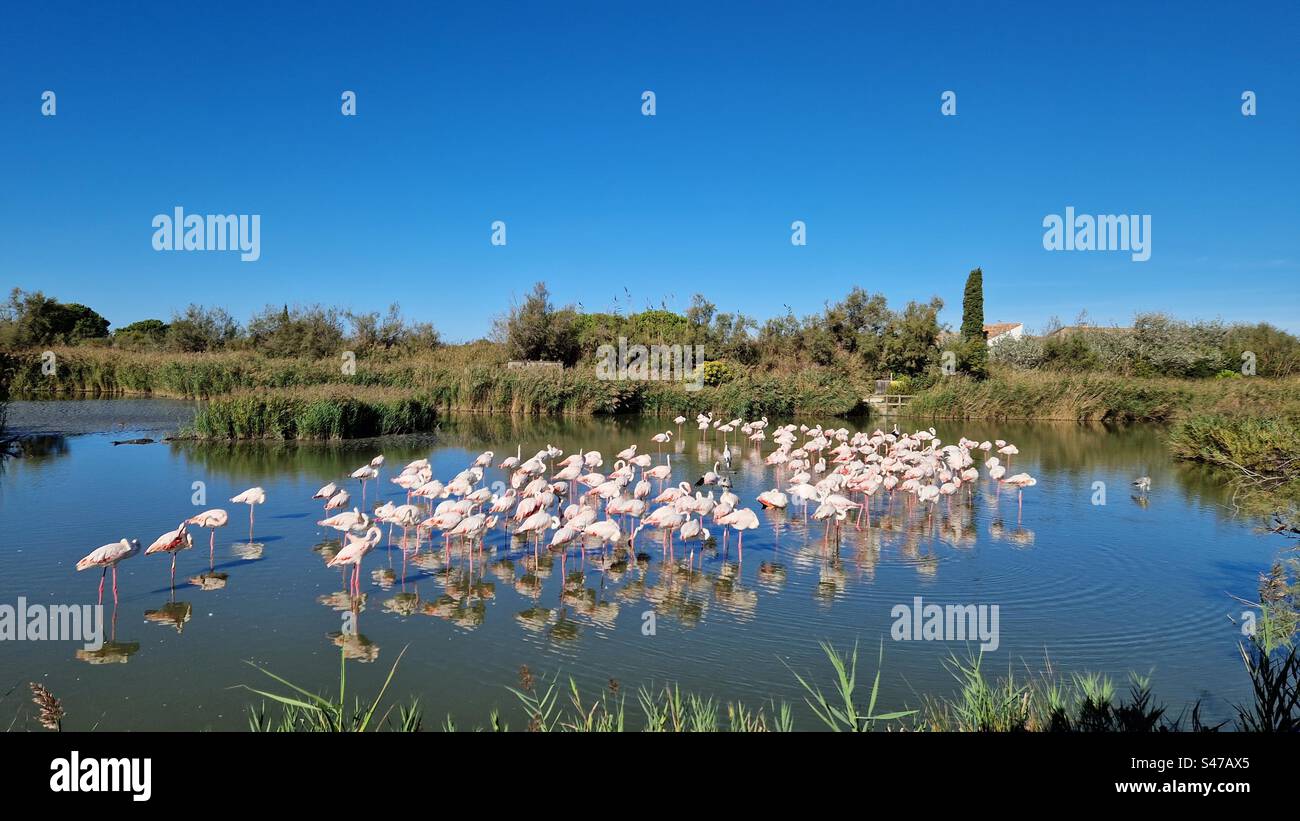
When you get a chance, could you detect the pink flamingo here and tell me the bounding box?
[328,526,382,598]
[1003,473,1037,522]
[351,465,379,509]
[718,507,760,560]
[145,522,194,585]
[77,539,140,604]
[186,508,229,565]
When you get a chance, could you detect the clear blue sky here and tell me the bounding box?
[3,1,1297,341]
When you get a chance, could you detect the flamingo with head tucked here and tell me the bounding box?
[717,508,759,559]
[186,508,229,565]
[230,487,266,541]
[1003,472,1036,521]
[145,522,194,585]
[77,539,140,604]
[312,482,339,509]
[351,465,379,509]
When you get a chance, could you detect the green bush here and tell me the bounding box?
[700,360,737,387]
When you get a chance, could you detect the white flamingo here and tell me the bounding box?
[230,487,266,541]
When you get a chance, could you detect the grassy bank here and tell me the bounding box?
[11,347,865,420]
[1168,414,1300,508]
[16,347,1300,439]
[906,370,1300,423]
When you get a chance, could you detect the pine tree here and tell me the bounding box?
[960,267,988,378]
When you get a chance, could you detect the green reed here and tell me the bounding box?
[190,387,437,440]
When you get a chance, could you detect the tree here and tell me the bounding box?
[499,282,580,365]
[346,303,441,354]
[115,319,170,350]
[64,304,110,342]
[0,289,110,347]
[883,297,944,376]
[246,304,345,359]
[166,304,241,352]
[960,267,988,379]
[1222,323,1300,378]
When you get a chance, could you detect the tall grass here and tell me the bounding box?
[191,387,437,440]
[503,666,795,733]
[783,640,916,731]
[907,370,1300,422]
[1168,415,1300,484]
[13,347,864,418]
[1167,414,1300,516]
[239,634,1299,732]
[243,646,421,732]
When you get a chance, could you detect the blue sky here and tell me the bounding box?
[3,1,1297,341]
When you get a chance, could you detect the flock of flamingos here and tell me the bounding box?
[74,414,1037,605]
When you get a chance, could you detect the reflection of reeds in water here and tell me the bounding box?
[988,519,1035,548]
[422,596,486,629]
[615,578,647,603]
[587,601,619,628]
[1008,527,1036,548]
[603,558,629,582]
[383,592,421,617]
[328,631,380,662]
[490,559,516,583]
[914,552,940,576]
[519,553,555,578]
[514,574,543,599]
[515,606,553,632]
[371,568,397,589]
[547,610,580,642]
[408,551,444,573]
[757,562,787,589]
[642,581,707,628]
[232,541,264,561]
[938,513,978,549]
[815,563,847,603]
[437,570,495,603]
[145,601,193,633]
[317,591,365,612]
[312,539,342,563]
[712,576,758,619]
[76,641,140,665]
[562,570,585,594]
[189,571,228,591]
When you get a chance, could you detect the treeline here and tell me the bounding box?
[5,282,1299,385]
[990,314,1300,379]
[0,289,441,359]
[496,282,948,380]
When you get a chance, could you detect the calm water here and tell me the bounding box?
[0,399,1283,730]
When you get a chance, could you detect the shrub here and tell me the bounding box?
[700,360,738,387]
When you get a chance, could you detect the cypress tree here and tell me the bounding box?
[960,267,988,378]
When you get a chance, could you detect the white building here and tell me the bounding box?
[983,322,1023,346]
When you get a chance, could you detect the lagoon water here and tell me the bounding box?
[0,399,1282,730]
